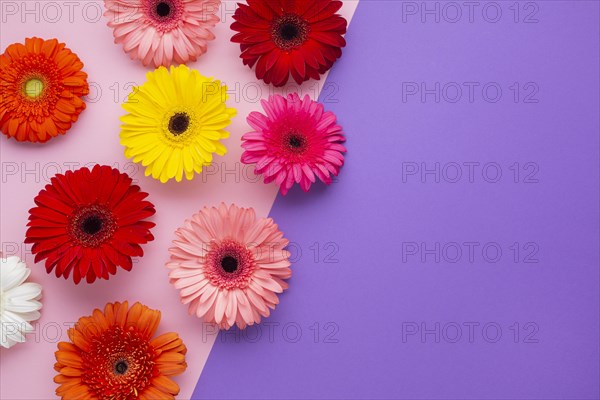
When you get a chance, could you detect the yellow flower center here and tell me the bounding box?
[24,78,44,99]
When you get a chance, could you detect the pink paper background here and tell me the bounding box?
[0,1,359,398]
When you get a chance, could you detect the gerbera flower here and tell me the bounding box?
[167,203,291,330]
[104,0,221,67]
[231,0,347,87]
[54,301,187,399]
[120,64,236,183]
[0,37,89,142]
[0,256,43,349]
[241,93,346,195]
[25,165,156,284]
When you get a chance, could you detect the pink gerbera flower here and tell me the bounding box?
[241,93,346,195]
[104,0,221,67]
[167,203,292,330]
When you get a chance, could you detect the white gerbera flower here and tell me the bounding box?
[1,256,42,348]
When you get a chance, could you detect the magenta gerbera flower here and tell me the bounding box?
[241,93,346,195]
[167,203,292,330]
[104,0,221,67]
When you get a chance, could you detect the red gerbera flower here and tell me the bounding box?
[25,165,156,284]
[231,0,347,87]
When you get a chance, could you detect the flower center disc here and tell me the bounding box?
[288,135,304,149]
[272,14,310,50]
[285,132,308,154]
[221,256,238,273]
[82,215,103,235]
[168,113,190,136]
[81,326,155,397]
[280,23,300,41]
[114,360,128,375]
[205,239,256,290]
[24,78,44,99]
[156,1,171,17]
[69,205,117,248]
[147,0,182,31]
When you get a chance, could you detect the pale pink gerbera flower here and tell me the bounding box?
[104,0,221,67]
[167,203,292,330]
[241,93,347,196]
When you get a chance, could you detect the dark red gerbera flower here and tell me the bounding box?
[231,0,347,87]
[25,165,156,284]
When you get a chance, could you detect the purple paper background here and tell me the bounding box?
[193,1,600,398]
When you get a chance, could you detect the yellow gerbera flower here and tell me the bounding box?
[120,65,236,183]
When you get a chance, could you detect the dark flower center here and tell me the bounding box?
[288,135,304,148]
[156,1,171,17]
[69,205,117,248]
[221,256,238,273]
[168,113,190,136]
[285,132,308,153]
[279,23,300,41]
[205,239,256,290]
[114,360,128,375]
[272,14,310,51]
[82,215,103,235]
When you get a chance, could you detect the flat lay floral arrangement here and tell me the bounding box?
[0,0,348,398]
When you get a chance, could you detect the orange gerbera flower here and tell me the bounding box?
[54,301,187,400]
[0,37,89,143]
